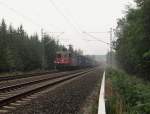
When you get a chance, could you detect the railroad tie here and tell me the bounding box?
[0,109,8,113]
[3,106,16,109]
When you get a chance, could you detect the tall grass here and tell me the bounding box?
[106,68,150,114]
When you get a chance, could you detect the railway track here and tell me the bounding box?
[0,68,95,113]
[0,70,59,82]
[0,69,89,92]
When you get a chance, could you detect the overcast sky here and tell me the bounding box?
[0,0,134,55]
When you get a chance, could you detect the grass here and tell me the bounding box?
[105,79,125,114]
[91,93,99,114]
[106,68,150,114]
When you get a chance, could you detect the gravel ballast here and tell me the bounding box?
[8,68,102,114]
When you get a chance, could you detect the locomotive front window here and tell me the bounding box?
[64,54,68,58]
[57,54,61,58]
[69,53,72,58]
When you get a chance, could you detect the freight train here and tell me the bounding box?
[54,50,97,70]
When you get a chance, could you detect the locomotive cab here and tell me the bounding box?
[54,51,72,70]
[54,49,96,70]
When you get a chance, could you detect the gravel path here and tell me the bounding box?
[7,68,102,114]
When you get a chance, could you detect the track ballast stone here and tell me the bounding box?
[7,69,102,114]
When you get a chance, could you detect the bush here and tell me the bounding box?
[106,68,150,114]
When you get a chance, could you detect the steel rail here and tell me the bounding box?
[0,69,95,108]
[0,70,59,81]
[0,69,89,93]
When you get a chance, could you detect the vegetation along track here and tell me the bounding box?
[0,68,95,111]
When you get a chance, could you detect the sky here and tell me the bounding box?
[0,0,134,55]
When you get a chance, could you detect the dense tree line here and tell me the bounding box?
[114,0,150,79]
[0,19,65,72]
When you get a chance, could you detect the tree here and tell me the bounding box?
[0,19,8,71]
[115,0,150,79]
[0,19,66,73]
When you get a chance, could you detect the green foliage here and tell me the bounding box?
[115,0,150,79]
[107,68,150,114]
[0,19,64,72]
[41,34,60,69]
[106,96,119,114]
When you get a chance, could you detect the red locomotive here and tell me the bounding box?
[54,47,96,70]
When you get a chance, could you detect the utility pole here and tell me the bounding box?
[41,28,46,70]
[109,28,113,67]
[41,30,65,70]
[82,31,111,67]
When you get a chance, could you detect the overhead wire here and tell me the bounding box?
[47,0,110,56]
[1,0,110,49]
[0,1,63,34]
[47,0,96,44]
[83,32,110,45]
[48,0,81,33]
[48,0,110,45]
[0,1,43,28]
[47,0,91,48]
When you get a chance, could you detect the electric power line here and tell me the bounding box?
[83,31,110,45]
[84,32,109,34]
[0,1,43,28]
[0,1,63,33]
[48,0,81,33]
[47,0,112,45]
[47,0,99,43]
